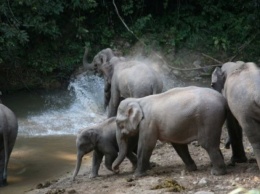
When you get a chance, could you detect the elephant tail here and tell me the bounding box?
[0,107,8,184]
[72,151,84,181]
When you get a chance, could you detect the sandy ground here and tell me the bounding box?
[24,126,260,194]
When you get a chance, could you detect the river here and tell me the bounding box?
[1,75,107,194]
[0,72,210,194]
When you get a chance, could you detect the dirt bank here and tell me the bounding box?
[25,126,260,194]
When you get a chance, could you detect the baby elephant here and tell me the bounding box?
[72,117,138,180]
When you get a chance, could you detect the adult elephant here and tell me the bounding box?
[0,103,18,186]
[112,86,227,177]
[83,48,115,74]
[100,56,163,117]
[211,62,260,169]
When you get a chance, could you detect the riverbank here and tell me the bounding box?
[25,127,260,194]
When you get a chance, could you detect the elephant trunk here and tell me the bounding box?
[82,48,94,71]
[112,130,128,173]
[72,151,84,181]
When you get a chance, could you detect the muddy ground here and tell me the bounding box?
[25,126,260,194]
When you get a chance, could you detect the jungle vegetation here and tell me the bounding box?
[0,0,259,90]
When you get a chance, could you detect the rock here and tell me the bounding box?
[235,177,240,181]
[198,178,208,186]
[194,191,214,194]
[67,189,77,194]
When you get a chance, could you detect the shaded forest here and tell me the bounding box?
[0,0,259,91]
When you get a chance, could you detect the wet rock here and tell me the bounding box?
[194,191,214,194]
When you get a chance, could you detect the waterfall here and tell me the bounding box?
[17,74,106,137]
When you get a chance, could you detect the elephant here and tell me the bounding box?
[82,48,117,108]
[83,48,115,74]
[100,56,163,117]
[72,117,138,180]
[112,86,227,177]
[211,62,260,168]
[0,103,18,186]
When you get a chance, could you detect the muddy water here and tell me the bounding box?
[1,75,105,194]
[1,135,93,194]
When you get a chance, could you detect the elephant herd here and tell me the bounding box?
[72,48,260,180]
[0,48,260,187]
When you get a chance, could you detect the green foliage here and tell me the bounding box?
[0,0,259,90]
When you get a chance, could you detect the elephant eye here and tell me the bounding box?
[211,83,215,88]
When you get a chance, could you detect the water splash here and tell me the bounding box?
[18,75,106,137]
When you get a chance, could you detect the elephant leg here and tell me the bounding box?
[104,151,118,171]
[107,89,122,118]
[127,135,138,170]
[104,82,111,109]
[226,111,247,164]
[0,148,7,187]
[171,143,197,171]
[242,118,260,171]
[90,150,103,178]
[251,143,260,171]
[135,134,157,177]
[126,151,137,171]
[200,143,226,175]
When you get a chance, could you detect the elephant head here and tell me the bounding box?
[100,57,125,84]
[211,67,225,93]
[211,61,245,93]
[112,99,143,172]
[83,48,115,74]
[100,56,125,108]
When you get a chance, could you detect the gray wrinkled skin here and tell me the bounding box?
[211,62,260,168]
[113,86,227,177]
[0,104,18,187]
[72,117,138,180]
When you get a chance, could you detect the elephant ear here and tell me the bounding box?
[211,67,225,93]
[100,62,114,84]
[126,102,143,133]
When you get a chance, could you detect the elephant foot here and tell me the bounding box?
[89,174,99,179]
[210,166,227,176]
[133,171,147,178]
[225,142,231,149]
[112,166,120,174]
[231,155,248,164]
[186,163,197,172]
[227,160,236,166]
[0,179,7,187]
